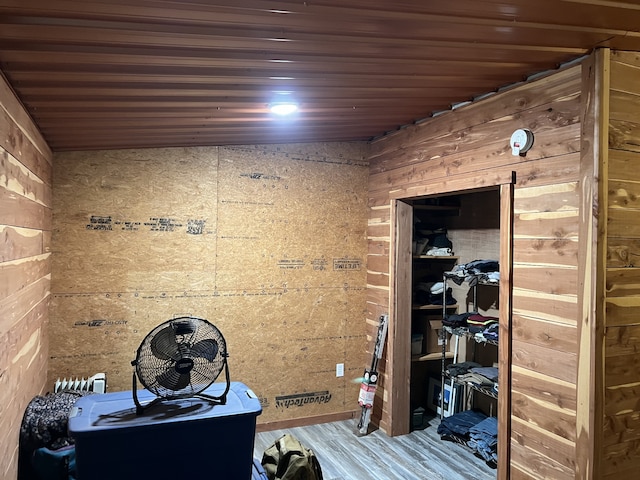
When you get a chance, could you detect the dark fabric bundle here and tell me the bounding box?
[442,312,474,328]
[446,361,482,377]
[19,391,95,480]
[437,409,487,440]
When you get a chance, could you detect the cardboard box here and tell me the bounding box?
[426,320,444,354]
[411,334,424,355]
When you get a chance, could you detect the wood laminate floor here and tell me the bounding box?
[254,415,496,480]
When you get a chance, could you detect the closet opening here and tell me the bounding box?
[390,183,512,479]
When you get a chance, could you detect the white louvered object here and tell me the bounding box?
[54,373,107,394]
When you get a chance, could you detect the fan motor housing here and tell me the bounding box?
[176,358,194,374]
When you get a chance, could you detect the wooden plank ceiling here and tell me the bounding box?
[1,0,640,151]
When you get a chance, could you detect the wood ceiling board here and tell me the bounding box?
[2,71,545,88]
[1,0,640,150]
[3,0,639,35]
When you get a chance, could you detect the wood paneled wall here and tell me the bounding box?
[0,73,52,479]
[368,63,584,478]
[50,143,369,429]
[603,50,640,479]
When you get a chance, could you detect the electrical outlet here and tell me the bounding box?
[336,363,344,377]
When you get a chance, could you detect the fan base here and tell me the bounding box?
[131,361,231,415]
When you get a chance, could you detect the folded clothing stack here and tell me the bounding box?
[442,312,474,328]
[437,409,486,443]
[445,361,482,377]
[468,416,498,465]
[475,322,499,343]
[443,312,499,334]
[437,410,498,468]
[445,363,499,396]
[469,366,499,382]
[415,281,456,306]
[467,314,498,333]
[414,227,454,256]
[424,246,453,257]
[456,366,499,390]
[456,372,494,387]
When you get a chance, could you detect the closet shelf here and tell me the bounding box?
[413,304,458,311]
[413,255,460,260]
[413,352,454,362]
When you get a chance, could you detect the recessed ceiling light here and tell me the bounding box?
[269,103,299,115]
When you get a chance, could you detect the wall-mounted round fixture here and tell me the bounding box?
[510,128,534,156]
[269,102,298,115]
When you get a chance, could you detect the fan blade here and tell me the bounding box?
[156,369,191,391]
[190,339,219,362]
[150,326,181,361]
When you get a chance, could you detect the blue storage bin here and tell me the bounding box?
[69,381,262,480]
[252,458,268,479]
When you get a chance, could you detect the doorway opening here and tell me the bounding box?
[390,184,513,477]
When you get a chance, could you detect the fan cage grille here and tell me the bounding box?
[135,317,227,399]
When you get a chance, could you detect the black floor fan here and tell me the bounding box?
[130,316,231,414]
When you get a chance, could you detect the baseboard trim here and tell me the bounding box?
[256,410,358,433]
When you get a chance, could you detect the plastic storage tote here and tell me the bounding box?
[68,381,262,480]
[252,458,268,479]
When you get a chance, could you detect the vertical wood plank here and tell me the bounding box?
[576,47,609,480]
[601,48,640,479]
[389,199,413,436]
[499,181,514,480]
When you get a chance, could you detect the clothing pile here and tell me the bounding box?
[442,312,473,328]
[437,409,498,467]
[467,314,499,333]
[445,361,482,377]
[475,322,498,343]
[442,312,499,346]
[445,259,500,285]
[468,416,498,465]
[413,227,454,256]
[19,390,96,480]
[445,362,499,395]
[414,281,456,306]
[443,312,497,329]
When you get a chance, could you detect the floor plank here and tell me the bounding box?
[254,415,496,480]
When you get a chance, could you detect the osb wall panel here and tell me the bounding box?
[50,143,369,425]
[0,72,52,480]
[368,62,583,477]
[602,51,640,479]
[444,192,501,321]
